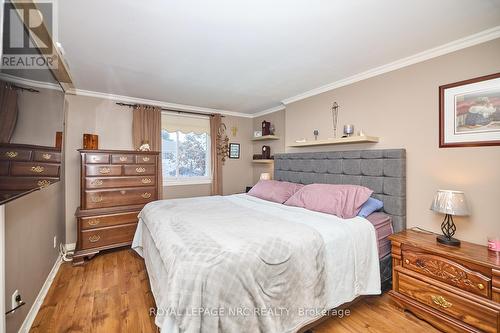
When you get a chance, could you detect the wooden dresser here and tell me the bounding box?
[0,143,62,202]
[389,230,500,333]
[73,149,160,265]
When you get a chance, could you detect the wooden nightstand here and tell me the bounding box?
[389,230,500,333]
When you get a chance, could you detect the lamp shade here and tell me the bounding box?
[260,172,272,180]
[430,190,469,216]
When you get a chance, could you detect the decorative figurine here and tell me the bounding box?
[331,102,339,138]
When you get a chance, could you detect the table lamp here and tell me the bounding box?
[430,190,469,246]
[260,172,272,180]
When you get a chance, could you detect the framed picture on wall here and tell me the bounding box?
[439,72,500,147]
[229,143,240,159]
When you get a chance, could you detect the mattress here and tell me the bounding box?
[365,212,394,258]
[133,194,382,332]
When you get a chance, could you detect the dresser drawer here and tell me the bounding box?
[33,151,61,163]
[123,165,156,176]
[111,154,135,164]
[403,247,491,298]
[135,155,156,164]
[0,162,8,176]
[80,211,140,230]
[85,165,122,177]
[84,187,156,209]
[10,162,60,177]
[85,176,156,189]
[0,149,32,161]
[85,153,110,164]
[0,177,59,190]
[80,223,137,249]
[397,272,499,333]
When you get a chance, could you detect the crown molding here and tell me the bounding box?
[61,26,500,118]
[0,73,62,91]
[67,88,254,118]
[282,25,500,105]
[251,104,286,118]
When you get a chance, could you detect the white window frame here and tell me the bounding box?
[161,113,212,186]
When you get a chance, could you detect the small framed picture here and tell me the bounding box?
[229,143,240,159]
[439,72,500,147]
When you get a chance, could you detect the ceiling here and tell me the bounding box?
[58,0,500,114]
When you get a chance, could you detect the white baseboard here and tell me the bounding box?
[18,256,62,333]
[65,243,76,252]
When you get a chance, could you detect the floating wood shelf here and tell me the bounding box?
[252,159,274,164]
[251,135,280,141]
[288,135,379,147]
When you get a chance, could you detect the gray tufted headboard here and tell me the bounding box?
[274,149,406,232]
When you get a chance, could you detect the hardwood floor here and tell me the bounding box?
[31,249,441,333]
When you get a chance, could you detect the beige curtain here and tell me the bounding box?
[0,82,18,143]
[210,114,223,195]
[132,105,163,197]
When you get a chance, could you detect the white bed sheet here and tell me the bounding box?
[133,194,381,332]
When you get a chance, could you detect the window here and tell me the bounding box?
[161,112,211,185]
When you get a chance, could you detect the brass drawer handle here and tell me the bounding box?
[5,151,18,158]
[142,157,150,162]
[99,167,110,174]
[119,156,128,162]
[31,166,45,173]
[88,235,101,243]
[37,180,51,188]
[120,190,126,195]
[477,283,485,290]
[90,179,103,186]
[91,195,103,203]
[136,167,146,173]
[141,178,152,184]
[405,259,410,265]
[42,153,52,160]
[431,295,452,309]
[87,219,100,226]
[141,192,152,199]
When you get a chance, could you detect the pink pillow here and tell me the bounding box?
[248,180,304,203]
[284,184,373,218]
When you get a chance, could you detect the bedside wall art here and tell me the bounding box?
[440,72,500,147]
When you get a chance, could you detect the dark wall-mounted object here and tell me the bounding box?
[229,143,240,159]
[262,145,271,159]
[83,134,99,150]
[262,121,271,136]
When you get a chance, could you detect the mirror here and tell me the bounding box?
[0,2,66,204]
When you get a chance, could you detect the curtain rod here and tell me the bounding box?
[115,102,224,117]
[9,84,39,93]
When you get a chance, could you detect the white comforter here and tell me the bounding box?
[132,194,380,333]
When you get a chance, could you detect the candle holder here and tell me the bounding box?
[343,124,354,137]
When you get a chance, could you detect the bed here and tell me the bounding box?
[132,149,406,333]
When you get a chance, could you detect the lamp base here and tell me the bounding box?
[437,235,461,247]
